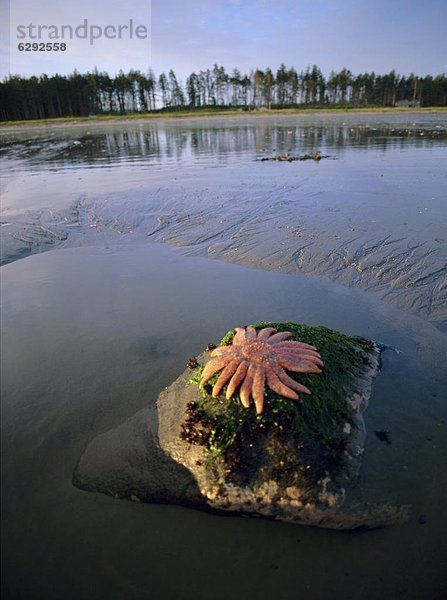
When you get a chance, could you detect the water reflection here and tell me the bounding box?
[1,114,446,170]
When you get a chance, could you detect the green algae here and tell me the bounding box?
[183,322,377,463]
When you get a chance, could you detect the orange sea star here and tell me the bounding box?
[200,326,324,414]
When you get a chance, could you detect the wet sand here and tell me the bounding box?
[1,112,446,327]
[0,107,445,131]
[2,243,447,600]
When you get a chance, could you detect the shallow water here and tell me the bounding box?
[1,113,447,599]
[2,243,447,600]
[1,112,446,325]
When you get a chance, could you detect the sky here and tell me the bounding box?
[1,0,446,82]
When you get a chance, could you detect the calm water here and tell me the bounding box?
[1,113,447,599]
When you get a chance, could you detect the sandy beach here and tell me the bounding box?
[1,111,447,599]
[1,106,446,131]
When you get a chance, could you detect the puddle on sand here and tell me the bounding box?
[2,242,446,600]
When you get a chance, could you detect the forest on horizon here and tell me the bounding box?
[1,63,446,121]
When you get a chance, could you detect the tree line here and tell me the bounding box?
[1,64,446,121]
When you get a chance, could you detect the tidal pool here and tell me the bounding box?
[2,243,447,600]
[1,113,447,599]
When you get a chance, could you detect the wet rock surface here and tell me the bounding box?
[74,322,411,529]
[73,405,205,507]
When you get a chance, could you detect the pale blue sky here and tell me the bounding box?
[1,0,446,81]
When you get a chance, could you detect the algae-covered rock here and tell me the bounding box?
[74,322,410,529]
[157,322,409,528]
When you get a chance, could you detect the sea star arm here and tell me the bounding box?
[212,359,240,397]
[200,356,232,386]
[277,356,322,374]
[266,331,293,344]
[239,363,255,408]
[232,326,257,346]
[273,340,318,352]
[252,367,266,414]
[271,363,311,395]
[275,348,324,368]
[245,326,258,341]
[274,345,323,361]
[265,369,299,400]
[256,327,277,341]
[232,327,248,346]
[226,361,249,399]
[210,346,233,357]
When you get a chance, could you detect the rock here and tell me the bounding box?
[73,404,205,508]
[73,322,411,529]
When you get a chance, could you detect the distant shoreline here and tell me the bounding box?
[1,106,445,130]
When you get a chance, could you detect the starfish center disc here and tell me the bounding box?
[240,340,274,362]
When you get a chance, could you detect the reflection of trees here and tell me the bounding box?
[1,65,446,121]
[7,122,445,168]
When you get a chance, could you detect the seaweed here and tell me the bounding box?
[256,151,331,162]
[182,321,376,467]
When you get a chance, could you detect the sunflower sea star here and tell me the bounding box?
[200,326,324,414]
